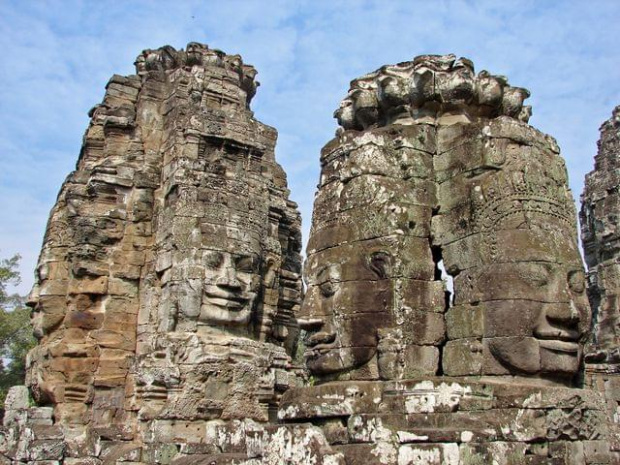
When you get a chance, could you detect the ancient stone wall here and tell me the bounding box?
[280,378,612,464]
[581,105,620,450]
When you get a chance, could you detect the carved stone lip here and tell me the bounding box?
[304,344,336,358]
[204,288,248,309]
[534,328,580,343]
[538,339,579,353]
[305,331,337,348]
[298,318,324,330]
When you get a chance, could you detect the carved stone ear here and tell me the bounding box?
[263,258,277,288]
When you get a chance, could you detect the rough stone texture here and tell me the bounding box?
[581,105,620,461]
[279,378,612,464]
[2,42,310,463]
[581,107,620,355]
[300,54,590,387]
[1,49,617,464]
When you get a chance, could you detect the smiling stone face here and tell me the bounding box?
[448,260,589,378]
[300,124,445,382]
[199,250,261,327]
[437,119,591,384]
[303,56,590,386]
[300,241,397,377]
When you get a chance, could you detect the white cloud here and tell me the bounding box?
[1,0,619,294]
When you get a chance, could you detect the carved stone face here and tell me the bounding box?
[26,262,66,341]
[450,213,591,379]
[134,53,147,74]
[465,260,590,377]
[27,286,44,340]
[199,250,261,327]
[333,97,356,130]
[535,265,589,374]
[186,42,204,66]
[300,243,396,376]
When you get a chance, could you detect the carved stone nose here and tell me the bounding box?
[216,269,241,289]
[546,301,581,326]
[26,285,40,309]
[535,303,581,342]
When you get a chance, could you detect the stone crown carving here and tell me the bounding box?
[334,54,532,130]
[135,42,259,107]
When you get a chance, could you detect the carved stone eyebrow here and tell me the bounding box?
[316,265,335,284]
[234,254,258,271]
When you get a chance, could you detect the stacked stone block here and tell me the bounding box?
[581,105,620,462]
[301,54,590,388]
[279,378,613,464]
[2,43,305,463]
[301,124,443,382]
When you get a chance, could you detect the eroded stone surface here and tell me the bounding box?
[581,105,620,461]
[582,106,620,359]
[301,54,590,386]
[279,379,612,464]
[4,42,306,463]
[332,54,532,130]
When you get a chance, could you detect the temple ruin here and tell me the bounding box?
[0,44,618,464]
[581,105,620,457]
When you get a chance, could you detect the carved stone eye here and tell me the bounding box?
[235,255,256,273]
[524,267,549,288]
[316,266,338,297]
[319,281,335,297]
[568,270,586,294]
[368,251,392,279]
[204,251,223,269]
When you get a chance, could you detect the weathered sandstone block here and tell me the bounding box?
[301,54,589,386]
[16,42,304,460]
[581,105,620,461]
[279,378,612,463]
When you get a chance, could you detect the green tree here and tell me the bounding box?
[0,254,36,405]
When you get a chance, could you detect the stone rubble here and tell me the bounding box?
[0,46,618,464]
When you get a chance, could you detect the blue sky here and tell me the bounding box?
[1,0,619,295]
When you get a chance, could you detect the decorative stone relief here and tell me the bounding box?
[301,54,590,386]
[15,42,305,460]
[581,105,620,459]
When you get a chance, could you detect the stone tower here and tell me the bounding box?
[581,105,620,448]
[287,55,615,463]
[300,54,589,386]
[582,106,620,356]
[4,43,317,461]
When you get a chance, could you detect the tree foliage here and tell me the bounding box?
[0,254,36,405]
